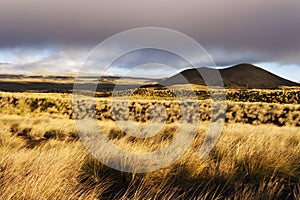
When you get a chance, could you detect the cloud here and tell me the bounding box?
[0,1,299,48]
[0,0,299,79]
[0,62,24,74]
[0,46,89,74]
[0,62,12,66]
[257,62,300,83]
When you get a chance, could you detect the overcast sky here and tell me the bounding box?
[0,0,299,82]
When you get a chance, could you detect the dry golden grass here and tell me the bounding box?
[0,91,300,199]
[0,113,300,199]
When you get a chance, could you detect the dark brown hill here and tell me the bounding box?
[160,63,300,89]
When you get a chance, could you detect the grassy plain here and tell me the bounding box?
[0,88,300,199]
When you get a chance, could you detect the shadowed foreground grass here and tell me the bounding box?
[0,115,300,199]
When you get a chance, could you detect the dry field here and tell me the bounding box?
[0,89,300,199]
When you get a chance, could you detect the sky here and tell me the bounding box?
[0,0,299,82]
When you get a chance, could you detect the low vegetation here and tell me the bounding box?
[130,88,300,104]
[0,90,299,199]
[1,91,299,126]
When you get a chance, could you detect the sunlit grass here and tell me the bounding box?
[0,91,300,199]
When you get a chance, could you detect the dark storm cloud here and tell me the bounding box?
[0,0,299,69]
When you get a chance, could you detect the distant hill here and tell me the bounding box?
[159,63,300,89]
[0,64,299,92]
[0,75,155,93]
